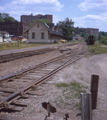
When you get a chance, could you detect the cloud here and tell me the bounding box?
[0,0,63,21]
[77,0,107,31]
[73,14,107,31]
[0,6,5,11]
[11,0,63,11]
[78,0,107,12]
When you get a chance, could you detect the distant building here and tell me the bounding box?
[75,27,99,37]
[0,33,3,42]
[0,22,23,36]
[0,31,9,42]
[0,22,29,38]
[26,21,63,43]
[21,14,53,23]
[73,34,84,41]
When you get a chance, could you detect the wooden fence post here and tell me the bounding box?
[90,74,99,109]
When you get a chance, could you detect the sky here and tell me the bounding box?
[0,0,107,32]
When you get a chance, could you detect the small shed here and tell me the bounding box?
[0,33,3,42]
[0,31,9,42]
[73,34,84,41]
[26,21,64,43]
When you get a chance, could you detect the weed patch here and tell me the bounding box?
[55,81,87,109]
[56,83,69,87]
[88,42,107,54]
[56,81,86,98]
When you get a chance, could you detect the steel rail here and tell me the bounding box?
[0,49,87,108]
[0,48,56,63]
[0,43,78,63]
[0,46,79,82]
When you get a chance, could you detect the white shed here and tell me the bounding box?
[0,34,3,42]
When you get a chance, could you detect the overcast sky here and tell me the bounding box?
[0,0,107,32]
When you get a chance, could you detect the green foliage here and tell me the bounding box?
[57,17,74,40]
[56,83,69,87]
[99,31,107,40]
[0,13,18,22]
[100,36,107,45]
[79,28,88,41]
[88,42,107,54]
[0,18,5,22]
[30,18,51,26]
[56,81,86,98]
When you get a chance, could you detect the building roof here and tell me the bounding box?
[26,20,64,36]
[0,31,9,34]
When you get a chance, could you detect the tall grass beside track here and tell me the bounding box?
[0,42,58,51]
[88,41,107,54]
[0,41,78,51]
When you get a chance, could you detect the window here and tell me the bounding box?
[37,24,39,28]
[32,32,35,39]
[41,32,44,39]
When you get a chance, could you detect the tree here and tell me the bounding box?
[30,18,51,26]
[99,31,107,40]
[100,36,107,45]
[56,18,74,40]
[0,13,18,22]
[0,18,5,22]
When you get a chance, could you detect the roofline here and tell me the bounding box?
[25,20,63,36]
[25,20,49,33]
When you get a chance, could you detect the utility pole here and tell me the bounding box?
[18,22,19,47]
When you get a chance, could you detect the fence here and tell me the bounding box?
[80,74,99,120]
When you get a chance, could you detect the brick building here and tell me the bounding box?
[21,14,53,23]
[0,22,29,38]
[74,27,99,37]
[0,22,23,36]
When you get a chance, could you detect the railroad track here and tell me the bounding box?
[0,43,77,63]
[0,47,57,63]
[0,43,87,112]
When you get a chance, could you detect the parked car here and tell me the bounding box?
[21,38,28,42]
[4,38,8,42]
[7,37,12,42]
[4,38,12,42]
[12,36,20,40]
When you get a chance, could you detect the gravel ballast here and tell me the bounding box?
[0,44,107,120]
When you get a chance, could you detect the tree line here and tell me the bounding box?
[0,13,18,22]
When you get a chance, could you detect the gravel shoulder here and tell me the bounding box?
[0,45,107,120]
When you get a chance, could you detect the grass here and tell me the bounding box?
[88,42,107,54]
[56,81,86,98]
[55,81,87,109]
[0,40,84,52]
[56,82,69,87]
[0,42,58,51]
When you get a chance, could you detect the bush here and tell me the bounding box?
[100,36,107,45]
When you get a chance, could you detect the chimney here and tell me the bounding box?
[52,26,54,31]
[56,28,58,32]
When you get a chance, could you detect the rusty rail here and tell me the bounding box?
[0,43,78,63]
[0,49,87,108]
